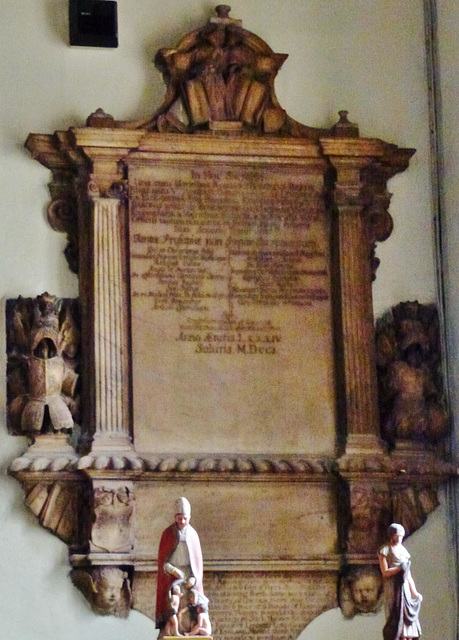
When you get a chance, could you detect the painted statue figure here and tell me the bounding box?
[156,497,207,636]
[162,583,185,636]
[184,589,212,636]
[378,523,422,640]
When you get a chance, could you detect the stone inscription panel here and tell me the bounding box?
[129,159,335,454]
[133,571,337,640]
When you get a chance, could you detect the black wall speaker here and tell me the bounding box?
[69,0,118,48]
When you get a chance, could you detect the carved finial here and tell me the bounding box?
[216,5,231,19]
[86,108,115,128]
[211,4,241,25]
[331,110,359,138]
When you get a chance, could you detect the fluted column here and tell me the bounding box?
[337,175,382,452]
[328,156,385,455]
[78,180,134,457]
[92,196,128,444]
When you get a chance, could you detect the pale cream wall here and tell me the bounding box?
[0,1,456,638]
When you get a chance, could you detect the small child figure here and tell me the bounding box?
[163,583,183,636]
[185,589,212,637]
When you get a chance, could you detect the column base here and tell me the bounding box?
[9,433,78,472]
[344,433,387,456]
[77,433,144,470]
[90,432,136,454]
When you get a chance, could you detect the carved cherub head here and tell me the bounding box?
[339,566,382,618]
[71,566,131,617]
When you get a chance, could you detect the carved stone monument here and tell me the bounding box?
[7,6,455,640]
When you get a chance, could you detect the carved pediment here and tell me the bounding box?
[131,4,321,137]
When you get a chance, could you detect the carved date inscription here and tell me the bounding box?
[129,161,335,455]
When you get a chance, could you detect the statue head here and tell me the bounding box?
[340,566,382,618]
[189,589,209,612]
[388,522,405,544]
[174,496,191,530]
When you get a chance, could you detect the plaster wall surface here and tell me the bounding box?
[0,1,456,638]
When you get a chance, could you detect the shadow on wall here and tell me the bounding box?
[296,607,385,640]
[0,430,158,640]
[46,0,70,45]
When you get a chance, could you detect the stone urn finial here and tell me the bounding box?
[216,5,231,19]
[211,5,241,26]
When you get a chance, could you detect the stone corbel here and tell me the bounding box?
[361,149,414,279]
[71,565,132,617]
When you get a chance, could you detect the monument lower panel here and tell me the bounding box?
[133,570,337,640]
[134,480,338,562]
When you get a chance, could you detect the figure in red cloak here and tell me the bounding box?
[156,497,204,635]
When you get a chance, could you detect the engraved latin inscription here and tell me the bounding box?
[131,165,328,318]
[129,161,335,455]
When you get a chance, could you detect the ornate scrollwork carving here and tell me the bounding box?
[87,174,101,198]
[24,481,81,544]
[46,197,74,233]
[108,180,128,202]
[391,483,439,537]
[132,5,325,138]
[346,482,391,554]
[90,482,135,553]
[47,181,79,273]
[360,166,395,279]
[86,174,128,202]
[152,5,287,133]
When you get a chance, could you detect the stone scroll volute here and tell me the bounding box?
[8,6,456,639]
